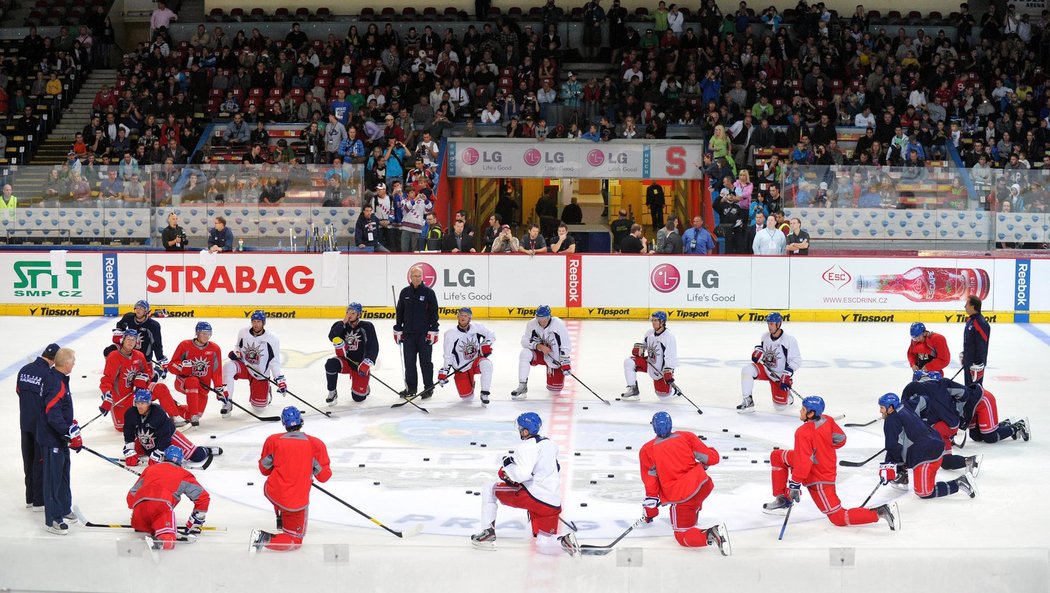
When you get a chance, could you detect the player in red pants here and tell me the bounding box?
[99,330,187,430]
[764,396,898,530]
[167,322,223,426]
[638,411,730,554]
[471,413,580,556]
[127,445,210,550]
[964,385,1031,444]
[252,407,331,552]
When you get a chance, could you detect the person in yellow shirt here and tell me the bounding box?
[45,73,63,96]
[0,183,17,221]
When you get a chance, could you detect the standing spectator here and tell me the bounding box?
[161,212,187,251]
[399,188,433,252]
[251,407,332,552]
[961,296,989,387]
[785,218,811,255]
[324,114,347,163]
[38,347,80,534]
[442,219,476,253]
[620,224,648,253]
[752,214,786,255]
[482,214,502,252]
[393,266,440,399]
[610,209,633,252]
[0,184,17,215]
[657,217,684,253]
[520,224,548,254]
[682,216,715,254]
[561,197,583,224]
[355,204,388,252]
[18,343,59,512]
[150,1,178,38]
[207,216,234,253]
[582,0,606,59]
[423,213,444,251]
[646,180,665,230]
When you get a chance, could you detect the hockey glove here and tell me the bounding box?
[502,455,515,467]
[124,442,139,467]
[275,375,288,394]
[481,343,493,358]
[779,370,794,392]
[498,467,519,486]
[662,368,675,384]
[68,421,83,452]
[786,480,802,503]
[216,385,231,405]
[228,350,241,361]
[154,357,169,380]
[133,372,151,390]
[393,330,403,344]
[185,510,206,536]
[642,496,660,523]
[99,392,114,416]
[111,329,124,345]
[632,342,646,358]
[357,359,372,378]
[879,463,898,485]
[427,331,439,345]
[560,358,571,374]
[437,366,450,386]
[149,449,165,465]
[968,363,985,384]
[751,347,764,363]
[175,359,194,378]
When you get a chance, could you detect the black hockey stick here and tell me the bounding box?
[762,363,805,401]
[312,483,423,538]
[83,445,142,477]
[672,384,703,415]
[579,517,645,556]
[338,353,430,413]
[777,502,794,541]
[839,448,886,467]
[952,430,968,449]
[569,372,612,405]
[72,506,226,532]
[81,390,135,430]
[391,358,476,408]
[860,481,884,508]
[199,382,281,422]
[242,363,333,419]
[844,418,880,428]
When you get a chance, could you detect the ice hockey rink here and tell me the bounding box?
[1,316,1048,593]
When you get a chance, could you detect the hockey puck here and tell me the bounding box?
[699,435,707,440]
[81,375,87,379]
[722,428,728,432]
[466,490,473,494]
[607,473,614,478]
[373,481,380,486]
[625,446,632,450]
[247,481,254,486]
[474,492,480,496]
[210,435,216,439]
[734,434,741,438]
[751,460,758,464]
[423,457,430,462]
[470,441,477,446]
[741,447,747,451]
[590,480,597,485]
[358,464,365,468]
[580,503,588,507]
[773,446,780,450]
[583,406,589,410]
[508,450,514,454]
[722,455,728,460]
[733,447,740,451]
[480,444,487,448]
[574,452,581,456]
[607,438,614,442]
[765,460,771,464]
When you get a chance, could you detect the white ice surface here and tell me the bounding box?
[1,317,1047,593]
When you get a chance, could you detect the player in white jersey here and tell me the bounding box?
[470,412,580,557]
[438,307,496,404]
[511,305,572,400]
[621,310,678,401]
[738,312,801,414]
[221,310,286,414]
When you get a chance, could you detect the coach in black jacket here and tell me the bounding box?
[394,266,440,398]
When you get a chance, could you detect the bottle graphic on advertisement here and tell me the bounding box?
[855,266,990,302]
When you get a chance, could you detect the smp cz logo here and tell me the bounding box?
[822,265,852,290]
[524,148,542,166]
[462,148,480,166]
[410,262,438,288]
[650,263,682,293]
[13,260,83,297]
[587,149,605,167]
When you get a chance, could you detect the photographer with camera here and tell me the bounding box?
[161,212,187,251]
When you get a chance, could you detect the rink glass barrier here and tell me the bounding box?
[0,163,367,248]
[1,538,1047,593]
[776,165,1050,250]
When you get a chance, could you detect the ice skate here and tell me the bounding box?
[219,399,233,416]
[1011,417,1030,441]
[620,384,640,401]
[63,511,78,525]
[398,389,416,400]
[956,474,979,498]
[510,382,528,400]
[326,390,338,405]
[559,532,581,558]
[965,454,983,477]
[470,527,496,551]
[706,523,732,556]
[480,391,490,405]
[876,502,899,531]
[891,468,910,491]
[736,395,755,414]
[46,521,69,535]
[249,529,272,553]
[190,414,201,427]
[762,494,790,514]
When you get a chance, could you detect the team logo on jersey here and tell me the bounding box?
[760,348,780,366]
[186,357,211,377]
[344,330,363,352]
[242,342,264,366]
[137,427,156,450]
[459,339,480,359]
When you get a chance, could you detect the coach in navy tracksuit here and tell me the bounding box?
[393,266,440,398]
[16,343,60,510]
[962,295,990,386]
[37,348,82,534]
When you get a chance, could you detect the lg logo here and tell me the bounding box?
[650,264,721,293]
[410,262,475,287]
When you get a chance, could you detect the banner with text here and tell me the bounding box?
[447,141,703,179]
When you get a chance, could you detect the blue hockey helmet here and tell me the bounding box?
[879,393,901,410]
[802,396,825,418]
[134,299,150,312]
[195,321,212,334]
[346,302,363,315]
[281,406,303,429]
[535,305,552,319]
[651,411,673,438]
[133,388,152,405]
[163,445,184,466]
[651,311,668,324]
[516,412,542,436]
[910,322,926,338]
[250,310,266,323]
[766,312,783,325]
[912,369,944,382]
[122,328,140,340]
[458,307,473,316]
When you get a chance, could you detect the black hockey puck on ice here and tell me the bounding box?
[580,503,588,507]
[773,446,780,450]
[733,447,740,451]
[751,460,758,464]
[470,441,477,445]
[741,447,747,451]
[474,492,480,496]
[607,474,614,478]
[765,460,771,464]
[590,480,597,485]
[358,464,365,467]
[81,375,87,379]
[616,398,621,401]
[607,438,614,442]
[466,490,473,494]
[373,481,380,486]
[210,435,216,439]
[583,406,589,410]
[423,457,430,461]
[574,452,581,456]
[722,428,728,432]
[734,434,741,438]
[480,444,487,448]
[247,482,254,485]
[625,446,632,450]
[722,456,728,460]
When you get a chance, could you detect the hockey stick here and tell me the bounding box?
[82,445,142,477]
[860,481,884,508]
[311,483,423,538]
[762,363,805,401]
[952,430,968,449]
[242,363,333,419]
[844,418,880,428]
[72,506,226,532]
[569,372,612,405]
[81,391,135,430]
[579,518,645,556]
[199,382,281,422]
[777,502,794,541]
[839,448,886,468]
[561,517,578,532]
[672,384,703,414]
[391,358,476,408]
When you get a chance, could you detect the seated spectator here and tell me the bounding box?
[99,169,125,203]
[490,224,520,253]
[224,113,250,145]
[549,224,577,253]
[208,216,234,253]
[259,177,285,205]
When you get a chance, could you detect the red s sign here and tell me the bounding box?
[665,146,687,176]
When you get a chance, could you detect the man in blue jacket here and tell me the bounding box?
[38,347,82,534]
[17,343,60,511]
[962,295,990,386]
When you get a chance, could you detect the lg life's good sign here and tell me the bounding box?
[447,140,702,179]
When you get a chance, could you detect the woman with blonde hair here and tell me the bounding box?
[733,169,754,210]
[709,124,736,175]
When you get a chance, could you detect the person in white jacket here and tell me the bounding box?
[470,412,580,557]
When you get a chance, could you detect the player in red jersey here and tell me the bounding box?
[127,445,210,550]
[638,412,730,554]
[907,323,950,373]
[100,329,186,430]
[167,322,224,426]
[763,396,898,530]
[251,407,331,552]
